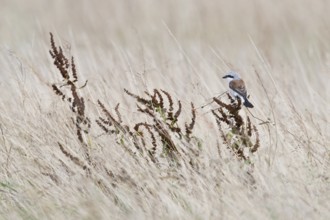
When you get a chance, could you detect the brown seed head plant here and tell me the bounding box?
[49,33,92,168]
[49,33,201,183]
[211,93,260,164]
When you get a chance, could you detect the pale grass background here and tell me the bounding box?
[0,0,330,219]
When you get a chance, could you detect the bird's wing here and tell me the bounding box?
[229,79,247,98]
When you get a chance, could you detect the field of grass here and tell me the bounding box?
[1,0,330,219]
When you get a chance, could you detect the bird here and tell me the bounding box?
[222,71,254,108]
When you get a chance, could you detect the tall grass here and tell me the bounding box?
[0,0,329,219]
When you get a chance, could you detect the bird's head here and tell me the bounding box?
[223,71,240,81]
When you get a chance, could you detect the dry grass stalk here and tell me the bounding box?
[57,142,90,173]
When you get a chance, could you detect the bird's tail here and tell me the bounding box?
[243,98,254,108]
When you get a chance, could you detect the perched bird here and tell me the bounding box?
[223,71,254,108]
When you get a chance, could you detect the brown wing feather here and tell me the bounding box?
[229,79,247,97]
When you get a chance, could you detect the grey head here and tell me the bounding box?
[222,71,240,80]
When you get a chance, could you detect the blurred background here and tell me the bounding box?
[1,0,330,105]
